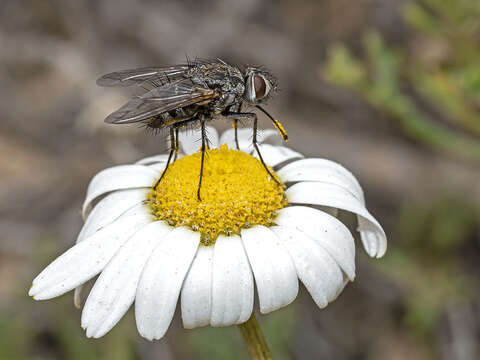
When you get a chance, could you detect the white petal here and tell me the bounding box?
[277,158,365,204]
[29,213,153,300]
[82,221,172,338]
[77,189,150,244]
[275,206,356,280]
[253,144,304,167]
[358,217,386,259]
[241,226,298,314]
[135,154,183,172]
[148,161,168,173]
[82,165,159,219]
[206,126,220,149]
[74,188,150,308]
[74,287,84,309]
[219,128,252,152]
[210,235,254,327]
[181,245,214,329]
[271,226,345,308]
[286,182,386,258]
[258,129,285,145]
[332,275,350,302]
[178,126,219,154]
[219,128,281,151]
[135,227,200,340]
[135,154,170,165]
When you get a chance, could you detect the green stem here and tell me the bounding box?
[237,313,273,360]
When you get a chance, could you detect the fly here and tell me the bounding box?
[97,58,288,200]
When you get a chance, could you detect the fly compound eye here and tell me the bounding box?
[254,74,267,99]
[245,71,272,103]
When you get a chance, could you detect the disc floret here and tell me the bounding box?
[148,145,287,244]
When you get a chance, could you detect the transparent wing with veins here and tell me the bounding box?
[96,65,192,87]
[103,78,218,124]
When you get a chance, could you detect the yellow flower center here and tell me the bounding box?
[148,145,287,245]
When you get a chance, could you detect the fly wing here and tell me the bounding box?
[104,79,218,124]
[97,65,191,87]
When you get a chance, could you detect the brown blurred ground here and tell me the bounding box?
[1,1,479,359]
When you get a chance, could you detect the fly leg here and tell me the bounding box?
[153,127,176,190]
[223,111,280,185]
[224,103,243,150]
[233,119,239,150]
[174,127,180,161]
[252,115,280,185]
[197,116,207,201]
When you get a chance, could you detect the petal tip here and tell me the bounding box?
[376,247,387,259]
[366,246,378,258]
[85,324,106,339]
[139,330,160,342]
[80,314,89,330]
[31,291,49,301]
[74,292,83,309]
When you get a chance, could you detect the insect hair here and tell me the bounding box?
[140,119,213,146]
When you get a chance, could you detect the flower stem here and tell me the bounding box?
[238,313,273,360]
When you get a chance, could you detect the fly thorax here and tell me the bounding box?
[223,93,236,107]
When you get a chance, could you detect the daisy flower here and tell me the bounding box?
[29,126,386,341]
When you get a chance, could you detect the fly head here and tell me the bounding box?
[243,67,277,104]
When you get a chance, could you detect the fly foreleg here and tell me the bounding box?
[153,127,176,190]
[223,111,280,185]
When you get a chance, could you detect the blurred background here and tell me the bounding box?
[1,0,479,359]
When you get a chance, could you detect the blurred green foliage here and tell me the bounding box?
[323,0,480,161]
[379,194,479,340]
[323,0,480,357]
[0,298,139,360]
[2,292,295,360]
[184,306,296,360]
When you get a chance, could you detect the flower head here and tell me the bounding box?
[29,127,386,341]
[149,145,286,243]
